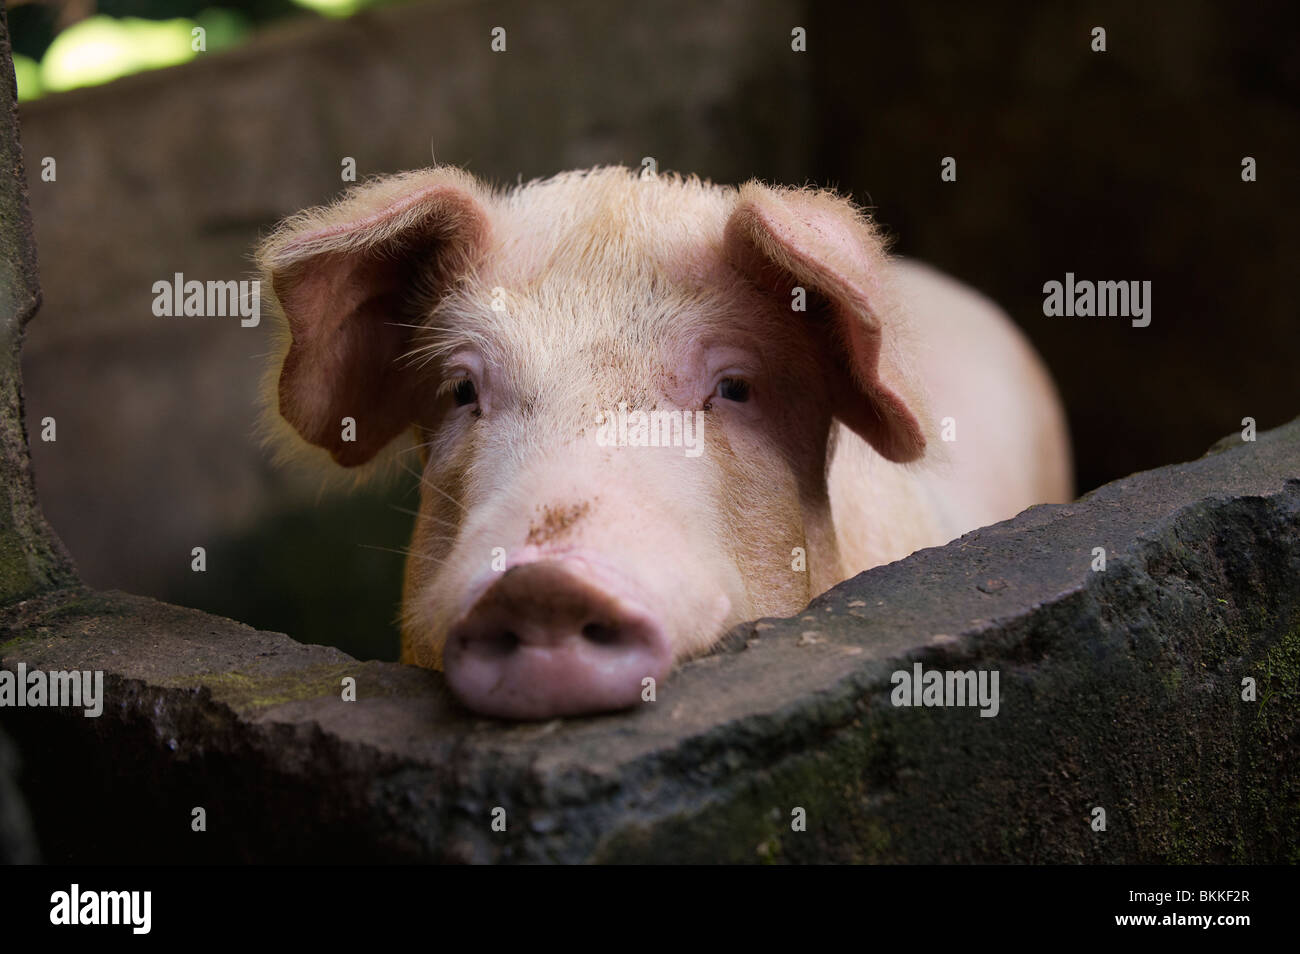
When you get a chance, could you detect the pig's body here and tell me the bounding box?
[260,166,1072,719]
[829,259,1072,574]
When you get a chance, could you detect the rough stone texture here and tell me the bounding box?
[2,419,1296,863]
[0,3,74,603]
[1,2,70,863]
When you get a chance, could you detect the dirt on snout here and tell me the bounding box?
[527,501,592,546]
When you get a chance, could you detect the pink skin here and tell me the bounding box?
[263,170,1074,723]
[443,554,676,720]
[428,403,750,719]
[417,334,776,719]
[441,542,736,720]
[262,173,840,723]
[453,545,674,622]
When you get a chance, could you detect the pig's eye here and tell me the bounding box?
[451,378,478,407]
[716,377,751,403]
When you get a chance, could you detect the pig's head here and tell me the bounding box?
[259,166,928,719]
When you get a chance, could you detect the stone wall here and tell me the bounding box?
[2,422,1296,862]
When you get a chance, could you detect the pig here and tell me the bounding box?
[258,166,1072,719]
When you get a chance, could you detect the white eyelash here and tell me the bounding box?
[436,364,478,399]
[436,376,471,399]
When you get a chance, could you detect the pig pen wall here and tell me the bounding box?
[2,0,1299,863]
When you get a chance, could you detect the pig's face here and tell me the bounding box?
[260,167,927,719]
[401,246,840,712]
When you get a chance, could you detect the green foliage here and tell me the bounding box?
[11,1,398,100]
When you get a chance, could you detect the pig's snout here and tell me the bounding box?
[443,561,670,719]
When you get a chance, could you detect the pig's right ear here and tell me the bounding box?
[258,169,490,467]
[724,183,927,463]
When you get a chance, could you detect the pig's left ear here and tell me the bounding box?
[724,183,927,463]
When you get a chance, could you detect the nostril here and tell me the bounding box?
[581,621,621,646]
[443,561,673,719]
[479,629,520,656]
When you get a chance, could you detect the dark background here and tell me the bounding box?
[11,0,1299,661]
